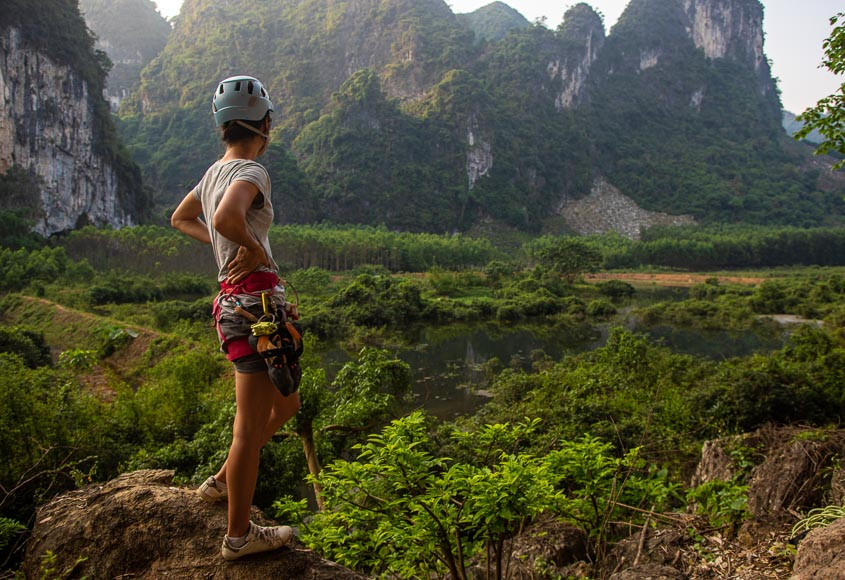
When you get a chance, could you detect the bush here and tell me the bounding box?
[330,274,425,326]
[483,260,517,284]
[597,279,635,299]
[586,299,616,318]
[0,327,52,368]
[0,353,107,532]
[151,299,210,330]
[288,267,333,296]
[687,480,750,529]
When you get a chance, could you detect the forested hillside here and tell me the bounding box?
[456,1,529,42]
[113,0,842,232]
[80,0,172,111]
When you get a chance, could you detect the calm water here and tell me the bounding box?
[320,317,792,421]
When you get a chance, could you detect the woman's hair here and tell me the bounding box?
[220,111,271,144]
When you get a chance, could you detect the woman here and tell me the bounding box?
[171,75,300,560]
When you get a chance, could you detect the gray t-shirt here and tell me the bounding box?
[192,159,278,282]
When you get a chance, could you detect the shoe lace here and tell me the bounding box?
[254,524,285,545]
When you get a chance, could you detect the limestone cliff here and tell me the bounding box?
[550,3,605,110]
[0,27,139,236]
[683,0,774,94]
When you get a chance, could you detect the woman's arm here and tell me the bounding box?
[171,192,211,244]
[213,180,270,283]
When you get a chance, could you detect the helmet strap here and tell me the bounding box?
[234,120,269,140]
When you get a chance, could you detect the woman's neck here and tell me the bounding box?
[220,140,261,162]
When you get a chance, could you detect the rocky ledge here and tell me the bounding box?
[23,470,365,579]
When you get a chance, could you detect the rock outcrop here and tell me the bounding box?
[792,517,845,579]
[22,470,366,579]
[683,0,767,71]
[559,178,696,240]
[691,426,845,521]
[550,3,605,110]
[0,27,136,236]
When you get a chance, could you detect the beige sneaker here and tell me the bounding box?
[197,476,227,502]
[221,521,293,560]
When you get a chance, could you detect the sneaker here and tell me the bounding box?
[221,521,294,560]
[197,476,227,502]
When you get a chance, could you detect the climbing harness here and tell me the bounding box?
[213,274,304,396]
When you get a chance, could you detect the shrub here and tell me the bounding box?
[0,327,52,368]
[586,299,616,318]
[597,279,635,299]
[151,299,210,330]
[687,480,750,529]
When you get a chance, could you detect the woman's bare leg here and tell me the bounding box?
[214,372,299,520]
[224,371,299,537]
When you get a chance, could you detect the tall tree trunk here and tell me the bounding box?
[297,421,324,511]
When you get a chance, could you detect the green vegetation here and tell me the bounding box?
[3,224,845,573]
[79,0,172,105]
[796,12,845,168]
[792,505,845,536]
[304,414,675,578]
[589,0,836,226]
[456,1,530,43]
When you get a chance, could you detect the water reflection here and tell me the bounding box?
[320,319,789,421]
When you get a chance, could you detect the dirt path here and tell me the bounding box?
[586,272,768,287]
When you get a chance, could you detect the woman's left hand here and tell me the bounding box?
[226,245,270,284]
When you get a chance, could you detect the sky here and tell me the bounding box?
[151,0,842,114]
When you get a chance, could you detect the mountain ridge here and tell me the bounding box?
[14,0,841,236]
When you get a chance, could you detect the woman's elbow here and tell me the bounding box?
[211,213,226,233]
[171,213,190,233]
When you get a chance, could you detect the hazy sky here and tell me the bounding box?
[152,0,841,113]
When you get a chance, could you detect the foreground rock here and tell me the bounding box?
[23,470,365,579]
[605,426,845,579]
[792,517,845,579]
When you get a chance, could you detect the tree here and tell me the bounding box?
[288,347,412,509]
[534,237,603,283]
[796,13,845,169]
[304,413,561,579]
[303,412,678,579]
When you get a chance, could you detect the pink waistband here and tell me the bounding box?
[219,271,279,294]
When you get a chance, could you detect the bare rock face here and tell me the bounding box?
[550,3,605,110]
[560,178,696,240]
[691,438,741,487]
[22,470,366,579]
[682,0,774,97]
[792,517,845,580]
[683,0,765,71]
[746,433,845,519]
[0,27,134,236]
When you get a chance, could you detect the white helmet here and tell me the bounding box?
[212,76,274,127]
